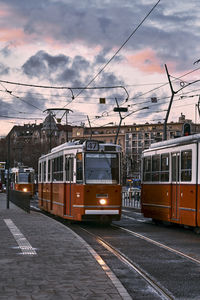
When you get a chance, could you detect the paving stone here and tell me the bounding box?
[0,194,125,299]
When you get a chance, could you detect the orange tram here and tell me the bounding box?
[141,133,200,229]
[38,140,122,223]
[10,166,35,196]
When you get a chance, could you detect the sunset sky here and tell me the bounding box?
[0,0,200,136]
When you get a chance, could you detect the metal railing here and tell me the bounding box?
[10,190,31,213]
[122,189,141,209]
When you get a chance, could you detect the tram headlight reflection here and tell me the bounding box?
[99,199,107,205]
[23,188,28,192]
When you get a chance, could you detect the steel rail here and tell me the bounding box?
[113,223,200,265]
[78,225,173,300]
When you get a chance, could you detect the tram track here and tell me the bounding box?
[69,215,200,299]
[114,223,200,265]
[38,208,200,299]
[77,224,174,300]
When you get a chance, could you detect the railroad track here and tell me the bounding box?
[39,209,200,299]
[114,223,200,265]
[78,225,174,300]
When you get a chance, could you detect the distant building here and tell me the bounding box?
[2,112,200,179]
[4,114,72,171]
[72,114,200,179]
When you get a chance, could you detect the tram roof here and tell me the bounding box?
[146,133,200,152]
[39,140,121,159]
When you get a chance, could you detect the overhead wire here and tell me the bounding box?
[63,0,161,106]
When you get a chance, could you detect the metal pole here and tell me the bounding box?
[6,133,10,209]
[66,111,68,142]
[115,117,122,144]
[114,98,123,144]
[87,115,92,140]
[163,64,177,140]
[49,112,52,151]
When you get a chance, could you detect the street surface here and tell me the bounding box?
[68,208,200,299]
[3,194,200,299]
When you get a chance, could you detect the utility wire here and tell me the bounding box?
[64,0,161,106]
[0,115,43,120]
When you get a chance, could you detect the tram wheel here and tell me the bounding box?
[152,218,162,225]
[194,227,200,234]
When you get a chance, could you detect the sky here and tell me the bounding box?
[0,0,200,136]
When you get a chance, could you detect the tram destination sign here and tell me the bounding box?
[86,140,99,151]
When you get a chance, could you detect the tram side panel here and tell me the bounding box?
[179,184,197,226]
[197,185,200,227]
[197,143,200,227]
[141,183,171,222]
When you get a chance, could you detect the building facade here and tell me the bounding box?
[72,114,200,179]
[1,113,199,179]
[2,115,72,171]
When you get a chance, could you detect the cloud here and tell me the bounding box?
[127,48,165,74]
[22,50,70,78]
[0,63,9,75]
[1,0,199,74]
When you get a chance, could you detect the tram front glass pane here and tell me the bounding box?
[18,172,32,183]
[85,153,119,184]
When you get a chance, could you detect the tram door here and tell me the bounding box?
[64,155,74,216]
[171,152,180,220]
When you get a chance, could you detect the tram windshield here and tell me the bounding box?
[17,172,33,183]
[85,153,119,184]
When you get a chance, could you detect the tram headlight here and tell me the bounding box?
[23,188,28,192]
[99,199,107,205]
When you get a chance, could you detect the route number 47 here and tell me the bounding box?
[86,141,99,151]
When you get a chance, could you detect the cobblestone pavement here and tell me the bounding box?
[0,194,131,300]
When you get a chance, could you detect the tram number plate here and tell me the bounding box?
[86,140,99,151]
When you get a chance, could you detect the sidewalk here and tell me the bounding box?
[0,194,131,300]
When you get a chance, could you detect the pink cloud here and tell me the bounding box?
[0,28,26,44]
[0,6,12,17]
[127,48,167,74]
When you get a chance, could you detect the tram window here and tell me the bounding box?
[76,153,83,183]
[53,156,63,181]
[85,153,119,184]
[143,156,151,181]
[48,160,51,181]
[181,150,192,181]
[161,154,169,182]
[39,163,42,182]
[65,156,73,182]
[43,161,46,182]
[152,155,160,181]
[172,154,180,182]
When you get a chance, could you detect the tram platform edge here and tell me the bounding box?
[0,193,130,300]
